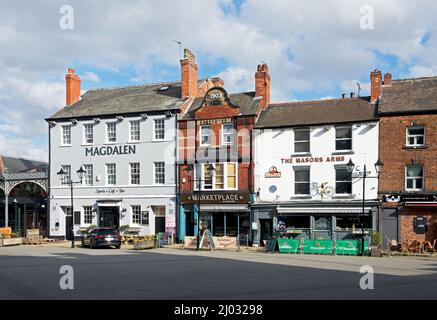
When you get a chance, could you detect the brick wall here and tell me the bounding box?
[399,207,437,242]
[379,114,437,193]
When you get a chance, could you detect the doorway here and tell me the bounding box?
[259,218,273,246]
[155,217,165,233]
[98,207,120,228]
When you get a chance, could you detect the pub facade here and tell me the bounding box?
[177,63,270,243]
[253,94,380,245]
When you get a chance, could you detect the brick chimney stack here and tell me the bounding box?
[180,48,198,98]
[65,68,81,106]
[255,63,271,109]
[384,72,392,86]
[370,69,382,103]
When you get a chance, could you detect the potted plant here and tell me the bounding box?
[370,231,382,257]
[1,232,23,246]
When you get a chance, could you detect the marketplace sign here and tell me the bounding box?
[281,155,345,164]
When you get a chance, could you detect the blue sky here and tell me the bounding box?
[0,0,437,161]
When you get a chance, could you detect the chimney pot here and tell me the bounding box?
[370,69,382,103]
[342,93,346,99]
[65,67,81,106]
[255,63,271,109]
[180,48,198,98]
[350,92,355,98]
[384,73,392,86]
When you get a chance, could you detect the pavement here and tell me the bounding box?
[1,244,437,299]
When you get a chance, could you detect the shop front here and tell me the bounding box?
[179,192,251,245]
[252,202,377,246]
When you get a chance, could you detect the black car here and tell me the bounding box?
[82,228,121,249]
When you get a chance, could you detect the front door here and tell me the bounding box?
[65,215,73,240]
[259,219,272,246]
[155,217,165,234]
[99,207,120,228]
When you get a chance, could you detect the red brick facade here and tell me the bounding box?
[379,114,437,242]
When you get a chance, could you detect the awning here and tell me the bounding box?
[199,204,249,212]
[405,202,437,207]
[277,207,373,214]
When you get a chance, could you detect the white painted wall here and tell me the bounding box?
[254,122,379,203]
[49,113,177,237]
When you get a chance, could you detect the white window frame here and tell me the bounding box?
[335,166,352,195]
[194,162,238,191]
[154,118,165,141]
[129,120,141,142]
[83,164,93,186]
[221,123,235,146]
[61,165,71,185]
[106,163,116,186]
[405,165,424,192]
[335,126,353,151]
[83,124,94,145]
[406,126,425,147]
[200,125,212,146]
[106,122,117,143]
[131,205,142,225]
[83,206,93,225]
[61,125,72,146]
[294,128,311,154]
[294,167,311,195]
[130,162,140,185]
[154,162,165,184]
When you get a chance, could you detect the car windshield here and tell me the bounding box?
[96,229,119,236]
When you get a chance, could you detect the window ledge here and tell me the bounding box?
[403,145,428,150]
[290,153,312,157]
[290,195,312,200]
[332,195,354,199]
[60,145,72,148]
[332,150,354,155]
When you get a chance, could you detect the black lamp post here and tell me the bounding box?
[57,166,86,248]
[346,158,384,256]
[184,163,216,251]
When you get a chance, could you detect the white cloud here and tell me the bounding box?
[0,0,437,159]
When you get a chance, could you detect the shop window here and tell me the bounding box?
[335,168,352,194]
[294,129,310,153]
[406,126,425,147]
[335,127,352,151]
[83,206,93,224]
[405,165,424,191]
[276,216,310,233]
[314,216,332,231]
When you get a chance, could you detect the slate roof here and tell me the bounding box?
[180,91,260,120]
[379,76,437,114]
[255,97,377,128]
[47,80,191,120]
[0,156,48,174]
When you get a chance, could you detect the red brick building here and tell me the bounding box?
[177,55,270,243]
[377,72,437,245]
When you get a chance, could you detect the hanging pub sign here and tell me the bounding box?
[265,166,281,178]
[413,216,427,234]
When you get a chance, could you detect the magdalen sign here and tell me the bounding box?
[85,145,136,157]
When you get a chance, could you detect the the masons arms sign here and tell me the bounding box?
[180,192,250,204]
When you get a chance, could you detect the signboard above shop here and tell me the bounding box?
[180,192,250,204]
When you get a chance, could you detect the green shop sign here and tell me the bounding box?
[275,239,369,255]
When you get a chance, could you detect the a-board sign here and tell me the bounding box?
[265,239,277,253]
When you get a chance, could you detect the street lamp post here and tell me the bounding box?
[346,159,384,256]
[57,166,86,248]
[184,164,216,251]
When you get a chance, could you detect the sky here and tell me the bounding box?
[0,0,437,161]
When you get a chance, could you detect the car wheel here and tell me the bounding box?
[115,245,121,249]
